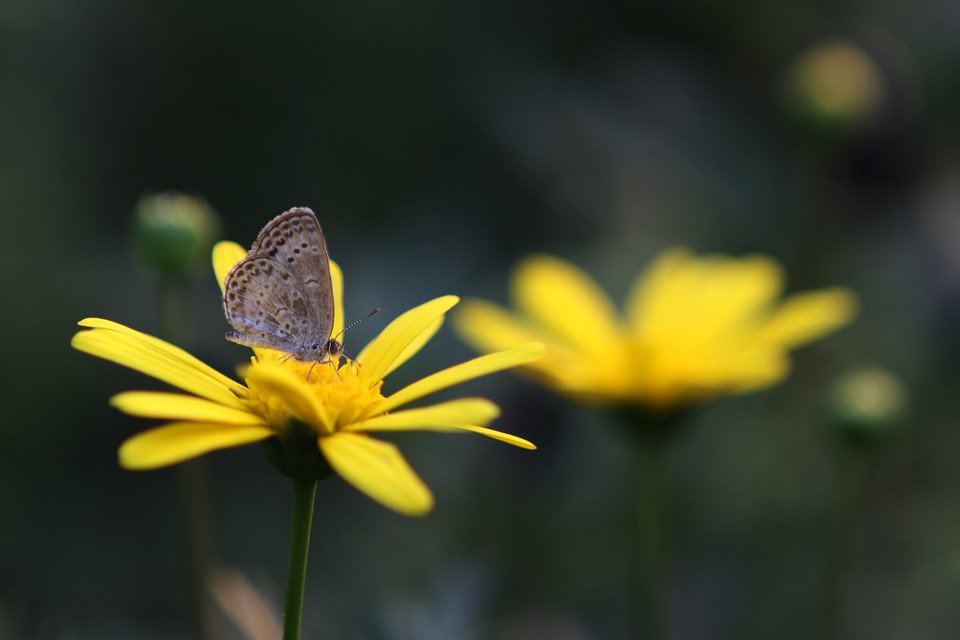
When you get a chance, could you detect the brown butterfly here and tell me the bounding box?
[222,207,344,365]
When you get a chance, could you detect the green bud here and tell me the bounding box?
[828,366,906,446]
[262,418,335,482]
[133,192,222,277]
[782,40,885,135]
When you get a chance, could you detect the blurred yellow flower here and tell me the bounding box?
[72,241,543,517]
[454,248,857,411]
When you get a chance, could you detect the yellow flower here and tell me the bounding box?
[72,241,544,516]
[453,248,858,411]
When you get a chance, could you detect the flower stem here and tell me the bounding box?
[159,276,189,348]
[177,458,218,639]
[283,478,318,640]
[636,438,675,640]
[159,275,219,640]
[817,449,878,639]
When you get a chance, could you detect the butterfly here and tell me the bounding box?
[222,207,344,366]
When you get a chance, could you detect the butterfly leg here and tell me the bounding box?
[305,355,342,382]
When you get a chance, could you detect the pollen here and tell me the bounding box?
[244,349,385,436]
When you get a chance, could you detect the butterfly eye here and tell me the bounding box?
[326,339,343,356]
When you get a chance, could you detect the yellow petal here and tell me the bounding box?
[627,249,785,338]
[213,241,248,292]
[319,433,434,516]
[353,422,535,449]
[354,398,500,428]
[110,392,267,425]
[356,296,459,382]
[244,363,332,434]
[378,316,444,377]
[512,255,624,359]
[346,399,535,449]
[376,343,546,413]
[753,288,858,349]
[624,248,694,326]
[330,259,344,339]
[454,301,620,398]
[72,320,246,408]
[627,249,707,341]
[76,318,245,394]
[722,349,791,394]
[119,422,274,469]
[453,300,549,354]
[442,425,535,449]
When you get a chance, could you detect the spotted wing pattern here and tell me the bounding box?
[222,208,336,360]
[223,256,314,351]
[250,208,334,341]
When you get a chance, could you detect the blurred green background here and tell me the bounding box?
[3,0,960,638]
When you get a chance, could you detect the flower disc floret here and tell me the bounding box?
[243,351,385,436]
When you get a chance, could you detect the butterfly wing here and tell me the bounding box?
[222,255,318,353]
[249,208,335,344]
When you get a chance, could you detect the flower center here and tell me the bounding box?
[243,348,385,436]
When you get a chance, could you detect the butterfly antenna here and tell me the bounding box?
[332,308,381,342]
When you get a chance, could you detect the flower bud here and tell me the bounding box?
[783,40,885,134]
[133,192,221,277]
[828,366,906,446]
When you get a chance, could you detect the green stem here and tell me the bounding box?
[160,276,189,347]
[636,439,675,640]
[283,478,318,640]
[159,275,219,640]
[818,451,877,639]
[177,459,218,640]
